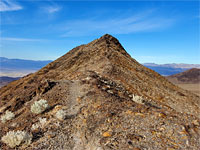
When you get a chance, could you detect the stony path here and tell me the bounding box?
[67,80,83,117]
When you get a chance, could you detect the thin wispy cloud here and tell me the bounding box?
[0,0,22,12]
[43,5,61,14]
[1,37,45,42]
[61,10,175,37]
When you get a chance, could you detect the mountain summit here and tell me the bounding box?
[0,34,199,150]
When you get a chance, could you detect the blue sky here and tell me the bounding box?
[0,0,199,64]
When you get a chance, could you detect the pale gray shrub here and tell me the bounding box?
[55,109,67,120]
[1,130,32,148]
[1,110,15,123]
[132,94,144,104]
[31,99,49,114]
[31,123,40,131]
[39,117,47,126]
[31,117,47,131]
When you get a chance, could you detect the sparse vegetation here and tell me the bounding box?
[31,117,47,131]
[55,109,67,120]
[1,110,15,123]
[31,99,49,114]
[132,94,144,104]
[1,130,32,148]
[31,123,40,131]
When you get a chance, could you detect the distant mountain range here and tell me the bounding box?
[143,63,200,68]
[143,63,200,76]
[0,57,200,77]
[0,76,20,88]
[0,57,51,77]
[0,57,51,70]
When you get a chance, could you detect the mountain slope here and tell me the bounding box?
[0,76,20,88]
[166,68,200,96]
[166,68,200,84]
[0,34,199,150]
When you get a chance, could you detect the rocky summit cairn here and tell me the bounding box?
[0,34,199,150]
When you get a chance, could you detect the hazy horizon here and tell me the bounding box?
[1,56,200,65]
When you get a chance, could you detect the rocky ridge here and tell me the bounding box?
[0,34,199,150]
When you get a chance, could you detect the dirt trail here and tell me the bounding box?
[67,80,84,116]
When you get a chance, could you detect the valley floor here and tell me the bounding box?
[175,83,200,96]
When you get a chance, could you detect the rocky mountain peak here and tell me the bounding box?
[0,35,199,150]
[86,34,129,57]
[98,34,122,46]
[99,33,117,41]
